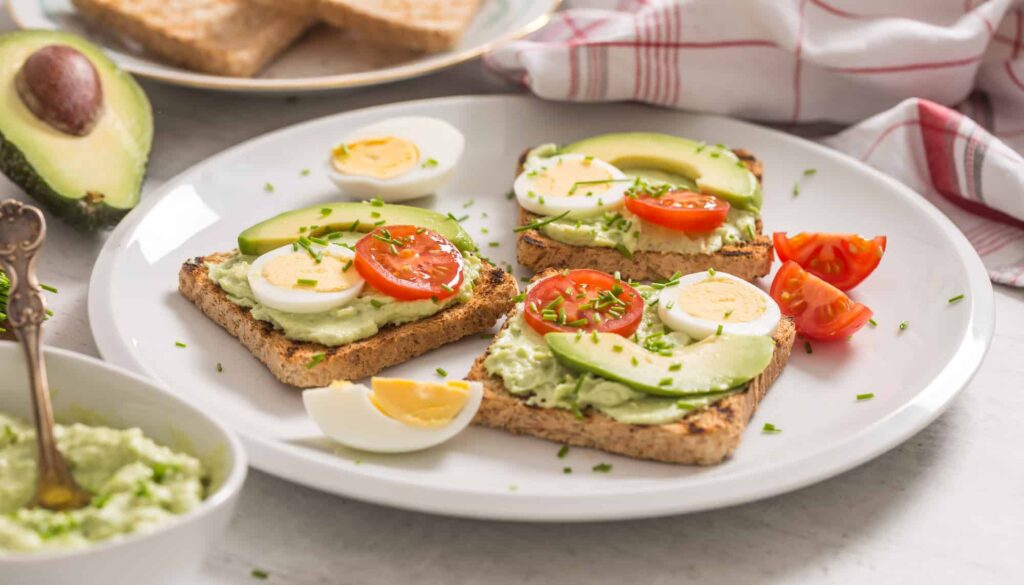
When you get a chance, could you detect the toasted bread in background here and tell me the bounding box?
[71,0,315,77]
[179,252,518,388]
[250,0,483,52]
[515,148,774,282]
[467,308,797,466]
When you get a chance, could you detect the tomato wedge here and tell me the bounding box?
[354,225,464,301]
[624,189,730,232]
[523,269,644,337]
[773,232,886,291]
[770,261,873,341]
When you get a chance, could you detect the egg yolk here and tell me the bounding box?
[369,378,470,429]
[533,159,613,197]
[677,277,766,323]
[262,252,359,292]
[332,136,420,180]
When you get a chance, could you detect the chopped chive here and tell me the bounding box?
[669,363,682,371]
[370,299,385,308]
[505,190,515,200]
[557,444,569,458]
[948,294,965,304]
[309,236,329,246]
[803,168,817,176]
[658,377,673,386]
[369,197,384,207]
[868,318,878,327]
[614,243,633,259]
[296,278,318,287]
[488,242,500,248]
[435,367,448,377]
[592,463,613,473]
[856,393,875,401]
[370,211,381,218]
[342,259,353,271]
[251,569,269,580]
[716,324,723,336]
[216,362,223,373]
[174,341,186,348]
[301,168,311,176]
[514,211,571,232]
[899,320,909,331]
[39,283,58,294]
[804,341,813,354]
[511,292,527,302]
[462,199,475,208]
[612,345,623,353]
[724,309,734,319]
[320,208,332,216]
[676,401,696,411]
[563,467,572,474]
[422,158,439,168]
[792,183,800,197]
[306,353,325,369]
[264,182,274,193]
[630,356,639,367]
[762,422,781,433]
[591,331,600,343]
[440,283,454,293]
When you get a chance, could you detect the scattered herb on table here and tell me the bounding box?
[592,463,613,473]
[948,294,965,304]
[174,341,187,348]
[762,422,781,433]
[856,393,875,401]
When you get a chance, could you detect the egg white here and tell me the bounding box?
[514,154,630,219]
[247,243,364,314]
[302,381,483,453]
[657,271,781,340]
[326,116,465,202]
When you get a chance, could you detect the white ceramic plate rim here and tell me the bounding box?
[89,95,994,521]
[7,0,560,92]
[0,342,248,562]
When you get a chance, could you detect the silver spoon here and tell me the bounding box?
[0,199,90,511]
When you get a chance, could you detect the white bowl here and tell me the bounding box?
[0,341,247,585]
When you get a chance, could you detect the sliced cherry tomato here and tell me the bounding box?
[773,232,886,291]
[624,189,730,232]
[770,261,873,341]
[523,269,643,337]
[354,225,464,301]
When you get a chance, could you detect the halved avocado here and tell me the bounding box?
[0,31,152,230]
[546,332,774,397]
[238,202,478,255]
[561,132,762,212]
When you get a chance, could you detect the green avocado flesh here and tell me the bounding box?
[546,331,774,397]
[561,132,762,212]
[238,202,477,255]
[0,31,152,230]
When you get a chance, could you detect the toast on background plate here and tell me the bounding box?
[249,0,483,52]
[71,0,315,77]
[514,143,774,282]
[467,269,796,465]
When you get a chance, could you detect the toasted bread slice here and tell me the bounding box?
[179,252,518,387]
[515,148,773,282]
[71,0,315,77]
[249,0,482,52]
[467,315,796,466]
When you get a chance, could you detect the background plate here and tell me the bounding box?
[8,0,558,92]
[89,96,993,521]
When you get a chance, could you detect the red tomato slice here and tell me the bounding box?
[523,269,644,337]
[773,232,886,291]
[770,261,873,341]
[624,189,730,232]
[354,225,464,301]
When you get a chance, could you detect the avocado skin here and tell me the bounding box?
[0,129,138,230]
[0,31,152,231]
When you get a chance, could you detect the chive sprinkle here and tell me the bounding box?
[868,318,878,327]
[216,362,223,373]
[263,182,274,193]
[856,393,875,401]
[251,569,269,580]
[174,341,186,348]
[948,294,965,304]
[898,320,909,331]
[306,353,325,369]
[296,278,317,286]
[422,158,439,168]
[301,168,311,176]
[563,467,572,474]
[39,283,58,294]
[435,367,448,377]
[320,208,332,216]
[557,444,569,458]
[515,211,571,232]
[716,324,723,336]
[658,377,673,386]
[592,463,613,473]
[762,423,781,433]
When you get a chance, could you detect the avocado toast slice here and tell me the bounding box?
[515,145,774,282]
[466,270,796,466]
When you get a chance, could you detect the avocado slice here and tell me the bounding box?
[238,202,478,255]
[561,132,762,212]
[0,31,152,230]
[546,332,774,397]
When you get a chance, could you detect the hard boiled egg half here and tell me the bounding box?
[658,271,781,340]
[247,242,364,314]
[303,378,483,453]
[514,153,630,218]
[327,116,465,202]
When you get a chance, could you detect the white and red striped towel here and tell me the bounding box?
[486,0,1024,287]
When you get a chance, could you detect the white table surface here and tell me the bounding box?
[3,16,1023,585]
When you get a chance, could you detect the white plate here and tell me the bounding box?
[89,96,994,521]
[8,0,558,92]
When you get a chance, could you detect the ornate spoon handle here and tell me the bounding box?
[0,200,90,510]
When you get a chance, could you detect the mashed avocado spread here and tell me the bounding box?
[209,253,482,347]
[524,145,759,255]
[483,284,740,426]
[0,413,206,553]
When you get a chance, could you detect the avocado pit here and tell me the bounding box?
[15,44,103,137]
